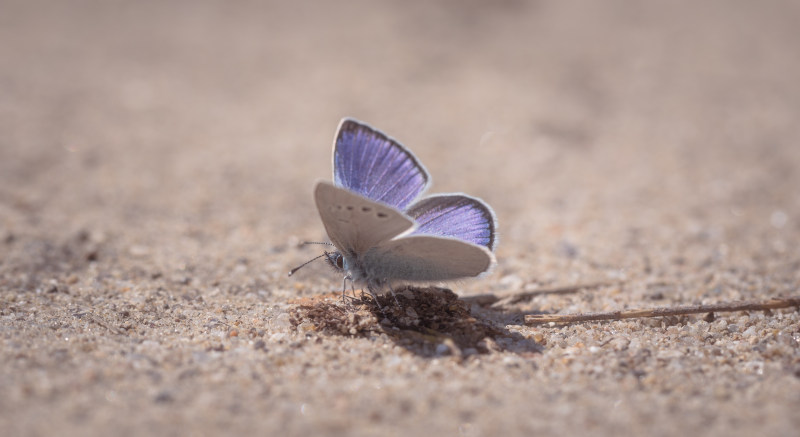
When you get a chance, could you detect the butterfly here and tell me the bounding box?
[298,118,497,307]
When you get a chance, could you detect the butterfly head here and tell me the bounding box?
[324,250,345,272]
[324,250,367,283]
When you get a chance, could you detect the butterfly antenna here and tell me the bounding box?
[299,241,335,247]
[288,253,327,277]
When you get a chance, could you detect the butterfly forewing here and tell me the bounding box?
[334,119,430,210]
[314,181,415,256]
[363,235,495,282]
[406,195,497,251]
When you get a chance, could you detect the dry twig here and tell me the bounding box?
[525,296,800,326]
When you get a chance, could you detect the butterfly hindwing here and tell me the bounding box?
[314,181,415,256]
[333,118,430,210]
[406,194,497,251]
[363,235,495,281]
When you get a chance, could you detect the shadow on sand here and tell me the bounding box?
[289,286,542,358]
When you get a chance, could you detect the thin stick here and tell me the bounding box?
[524,296,800,326]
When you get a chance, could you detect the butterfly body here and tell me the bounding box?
[313,118,497,302]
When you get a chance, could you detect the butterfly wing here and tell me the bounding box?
[406,194,497,251]
[314,181,415,255]
[333,118,430,210]
[363,235,495,281]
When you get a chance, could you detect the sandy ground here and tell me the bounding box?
[1,1,799,436]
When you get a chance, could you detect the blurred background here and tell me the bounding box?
[3,0,798,293]
[2,0,799,291]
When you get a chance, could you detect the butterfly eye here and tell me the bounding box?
[335,254,344,269]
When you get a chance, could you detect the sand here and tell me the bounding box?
[1,1,799,436]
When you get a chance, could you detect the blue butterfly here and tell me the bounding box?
[307,118,496,306]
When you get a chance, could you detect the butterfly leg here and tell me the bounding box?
[350,281,361,307]
[387,283,401,306]
[341,275,360,309]
[366,284,384,312]
[340,276,349,306]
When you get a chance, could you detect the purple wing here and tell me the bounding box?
[406,194,497,251]
[333,118,430,210]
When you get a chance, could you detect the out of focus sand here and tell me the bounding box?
[1,1,798,436]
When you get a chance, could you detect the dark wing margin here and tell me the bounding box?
[333,118,430,210]
[406,194,497,251]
